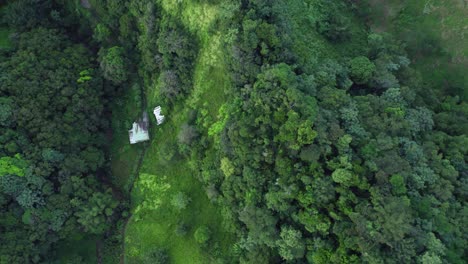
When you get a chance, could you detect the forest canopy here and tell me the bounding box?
[0,0,466,263]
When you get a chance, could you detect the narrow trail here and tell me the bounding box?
[120,146,148,264]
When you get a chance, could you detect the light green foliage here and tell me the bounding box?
[220,157,234,178]
[133,174,171,215]
[421,252,442,264]
[0,154,27,177]
[171,192,190,211]
[208,104,229,138]
[74,191,118,234]
[389,174,406,195]
[194,226,211,245]
[124,1,237,263]
[337,134,352,154]
[99,46,128,84]
[331,168,354,186]
[349,56,375,84]
[276,226,305,260]
[77,69,92,83]
[93,23,111,43]
[21,209,32,224]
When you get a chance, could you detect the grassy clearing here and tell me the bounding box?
[366,0,467,98]
[278,1,370,73]
[124,1,235,263]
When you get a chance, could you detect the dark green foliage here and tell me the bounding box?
[142,248,169,264]
[190,0,467,263]
[171,192,190,211]
[175,221,189,237]
[93,23,111,43]
[156,19,197,103]
[0,27,121,262]
[1,0,466,263]
[0,97,14,126]
[316,1,351,42]
[2,0,52,30]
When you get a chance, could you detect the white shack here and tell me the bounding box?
[153,106,165,125]
[129,112,150,144]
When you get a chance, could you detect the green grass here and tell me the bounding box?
[282,0,370,69]
[124,1,236,263]
[366,0,467,98]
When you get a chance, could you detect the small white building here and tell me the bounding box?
[129,112,150,144]
[153,106,165,125]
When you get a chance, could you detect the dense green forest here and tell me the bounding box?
[0,0,466,263]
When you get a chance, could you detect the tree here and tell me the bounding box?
[220,157,235,178]
[389,174,406,195]
[276,226,305,261]
[74,191,118,234]
[93,23,111,43]
[178,124,198,146]
[143,248,169,264]
[171,192,190,210]
[99,46,128,84]
[349,56,376,84]
[2,0,50,30]
[194,226,211,245]
[0,154,27,177]
[331,168,354,186]
[0,97,14,127]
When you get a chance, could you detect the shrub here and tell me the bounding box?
[175,222,188,236]
[194,226,211,245]
[99,46,128,84]
[171,192,190,211]
[349,56,376,84]
[143,248,169,264]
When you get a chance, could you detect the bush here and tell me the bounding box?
[175,222,188,236]
[194,226,211,245]
[171,192,190,211]
[349,56,375,84]
[99,46,128,84]
[143,248,169,264]
[178,124,198,146]
[317,13,350,41]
